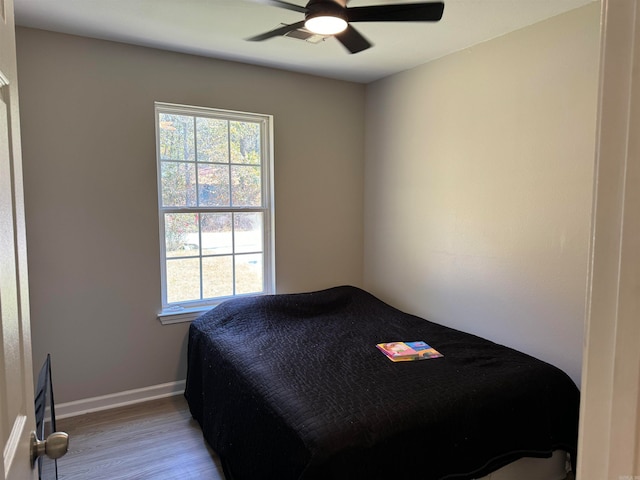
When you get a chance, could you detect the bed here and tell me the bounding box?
[185,285,579,480]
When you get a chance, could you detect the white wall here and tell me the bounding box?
[16,28,365,403]
[363,4,600,385]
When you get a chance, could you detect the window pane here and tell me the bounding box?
[201,213,232,256]
[165,213,200,257]
[202,256,233,298]
[198,164,230,207]
[230,121,261,165]
[235,254,263,294]
[231,165,261,206]
[159,114,195,161]
[167,258,200,303]
[161,162,197,207]
[234,213,263,254]
[197,118,229,163]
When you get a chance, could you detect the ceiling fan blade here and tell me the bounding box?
[335,25,372,54]
[247,21,307,41]
[250,0,308,14]
[347,2,444,23]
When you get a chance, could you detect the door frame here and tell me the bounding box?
[578,0,640,477]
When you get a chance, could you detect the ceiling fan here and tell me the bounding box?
[247,0,445,54]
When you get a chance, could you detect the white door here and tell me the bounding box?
[0,0,39,478]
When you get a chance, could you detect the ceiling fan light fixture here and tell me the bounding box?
[248,0,445,54]
[305,15,348,35]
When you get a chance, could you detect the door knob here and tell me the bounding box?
[30,430,69,465]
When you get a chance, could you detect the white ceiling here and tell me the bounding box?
[13,0,595,83]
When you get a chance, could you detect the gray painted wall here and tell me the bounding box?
[17,3,599,403]
[16,28,365,403]
[363,4,600,386]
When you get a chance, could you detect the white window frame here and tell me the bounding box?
[155,102,275,324]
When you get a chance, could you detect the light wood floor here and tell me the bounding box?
[55,395,576,480]
[56,395,225,480]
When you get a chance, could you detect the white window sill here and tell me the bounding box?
[157,305,214,325]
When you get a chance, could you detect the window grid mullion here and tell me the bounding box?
[193,116,199,208]
[227,120,234,208]
[193,117,205,301]
[227,121,235,296]
[198,213,204,301]
[231,212,236,296]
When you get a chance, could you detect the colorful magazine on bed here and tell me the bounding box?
[376,341,444,362]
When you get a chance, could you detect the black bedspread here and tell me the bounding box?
[185,286,579,480]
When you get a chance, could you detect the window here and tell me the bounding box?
[155,102,274,323]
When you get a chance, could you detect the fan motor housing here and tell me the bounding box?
[306,0,348,22]
[307,0,348,8]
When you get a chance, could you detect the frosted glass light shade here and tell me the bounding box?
[305,16,348,35]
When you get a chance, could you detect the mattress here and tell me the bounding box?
[477,450,568,480]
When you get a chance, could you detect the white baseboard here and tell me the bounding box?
[54,380,186,419]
